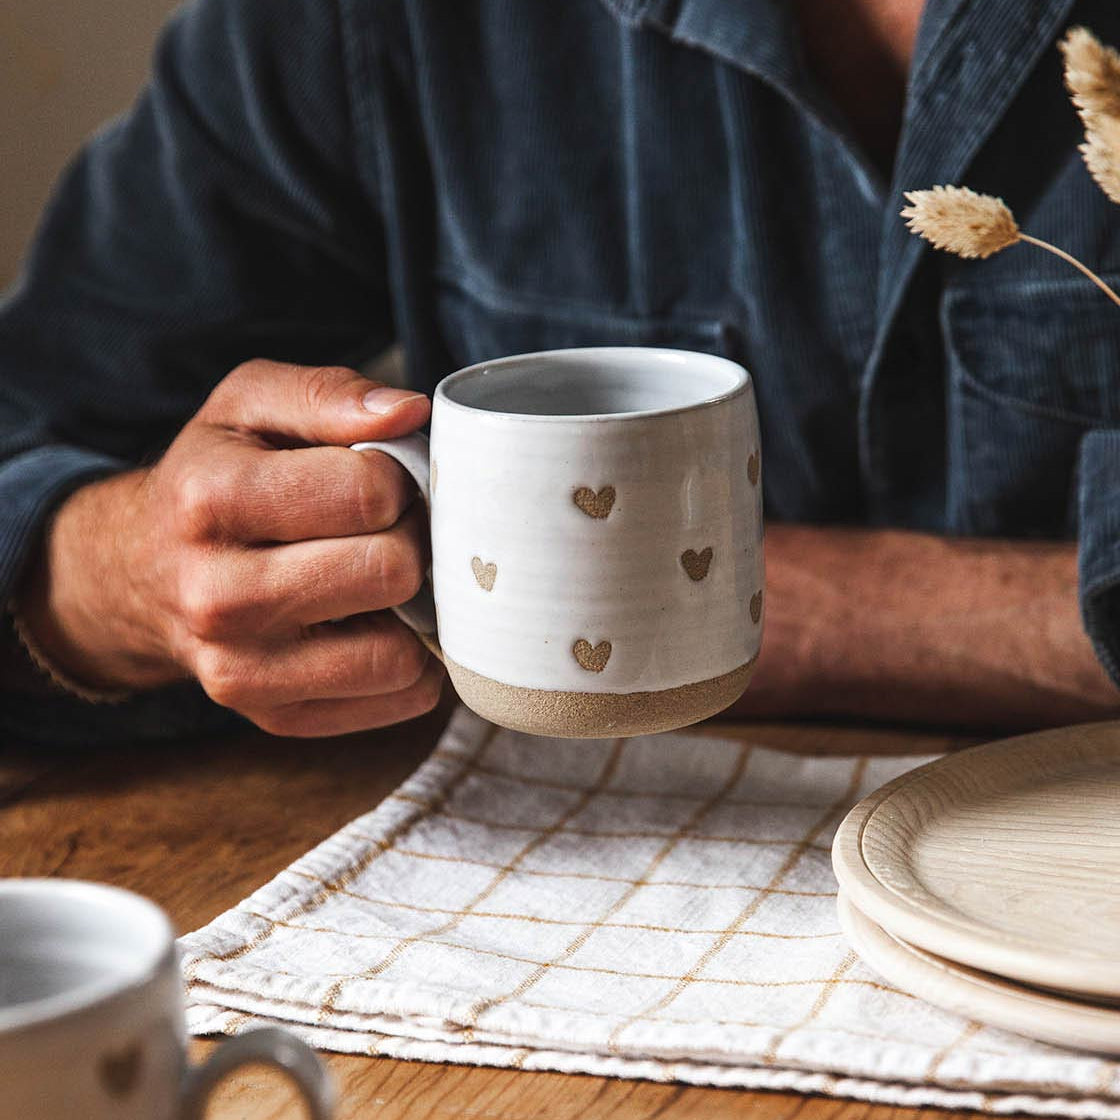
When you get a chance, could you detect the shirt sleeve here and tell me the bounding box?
[1079,429,1120,688]
[0,0,394,745]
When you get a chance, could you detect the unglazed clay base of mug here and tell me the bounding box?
[445,655,756,738]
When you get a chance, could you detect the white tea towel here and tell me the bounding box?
[181,708,1120,1118]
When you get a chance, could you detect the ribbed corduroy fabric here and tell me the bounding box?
[3,0,1120,743]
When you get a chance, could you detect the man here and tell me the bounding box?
[3,0,1119,746]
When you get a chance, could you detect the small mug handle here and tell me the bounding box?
[180,1027,333,1120]
[350,434,442,661]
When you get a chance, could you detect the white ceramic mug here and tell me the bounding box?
[0,879,332,1120]
[355,346,764,738]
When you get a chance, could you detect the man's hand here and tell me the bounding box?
[18,359,446,736]
[728,524,1120,730]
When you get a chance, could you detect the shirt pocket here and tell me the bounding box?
[943,277,1120,538]
[434,271,730,367]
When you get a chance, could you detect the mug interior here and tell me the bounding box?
[437,347,748,419]
[0,880,173,1031]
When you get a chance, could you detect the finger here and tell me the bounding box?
[182,504,429,639]
[202,613,433,707]
[202,359,431,446]
[184,443,417,543]
[252,658,447,738]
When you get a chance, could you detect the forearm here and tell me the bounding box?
[731,525,1120,729]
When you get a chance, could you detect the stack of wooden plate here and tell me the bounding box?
[832,721,1120,1053]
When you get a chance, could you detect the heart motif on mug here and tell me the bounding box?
[471,556,497,591]
[573,638,612,672]
[573,485,616,519]
[747,451,760,486]
[100,1043,143,1098]
[680,547,713,581]
[750,589,763,624]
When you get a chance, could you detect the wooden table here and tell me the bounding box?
[1,700,985,1119]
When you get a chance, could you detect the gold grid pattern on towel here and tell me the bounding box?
[313,737,629,1020]
[184,724,500,984]
[195,732,870,1028]
[187,732,892,1040]
[603,758,869,1055]
[192,1000,1106,1107]
[181,716,1120,1103]
[456,743,755,1034]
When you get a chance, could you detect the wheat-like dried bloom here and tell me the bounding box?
[1081,114,1120,205]
[900,186,1020,259]
[1062,26,1120,122]
[1063,27,1120,204]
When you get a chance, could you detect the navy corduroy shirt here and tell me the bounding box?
[3,0,1120,744]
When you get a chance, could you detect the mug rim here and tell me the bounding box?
[0,879,176,1035]
[433,346,751,422]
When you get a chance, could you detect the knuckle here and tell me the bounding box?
[410,666,444,713]
[353,457,404,530]
[193,646,251,709]
[207,359,265,409]
[230,357,277,385]
[367,535,424,605]
[300,365,352,415]
[250,706,306,737]
[174,462,242,540]
[383,634,428,690]
[174,469,219,539]
[259,702,341,739]
[178,573,246,641]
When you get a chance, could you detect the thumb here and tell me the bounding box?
[204,359,431,445]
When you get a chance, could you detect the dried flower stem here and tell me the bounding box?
[1018,233,1120,308]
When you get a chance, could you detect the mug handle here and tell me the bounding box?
[350,434,442,661]
[180,1027,333,1120]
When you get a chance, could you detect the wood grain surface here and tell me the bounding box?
[0,695,984,1119]
[838,892,1120,1055]
[834,721,1120,999]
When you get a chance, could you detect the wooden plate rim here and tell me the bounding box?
[832,721,1120,998]
[838,892,1120,1055]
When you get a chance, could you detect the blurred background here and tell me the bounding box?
[2,0,405,381]
[1,0,176,287]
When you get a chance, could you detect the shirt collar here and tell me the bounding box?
[877,0,1078,322]
[602,0,810,117]
[602,0,1079,321]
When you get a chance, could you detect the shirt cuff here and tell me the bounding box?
[1078,429,1120,688]
[0,443,128,602]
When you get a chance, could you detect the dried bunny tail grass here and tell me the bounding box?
[900,186,1020,259]
[1062,26,1120,204]
[1081,113,1120,204]
[1062,26,1120,122]
[900,183,1120,307]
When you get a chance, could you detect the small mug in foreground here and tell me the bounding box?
[357,347,764,738]
[0,879,332,1120]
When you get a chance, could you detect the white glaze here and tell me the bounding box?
[366,348,763,696]
[0,880,331,1119]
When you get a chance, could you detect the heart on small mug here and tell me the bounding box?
[470,556,497,591]
[573,638,612,672]
[747,451,760,486]
[99,1044,142,1098]
[573,485,616,519]
[750,590,763,624]
[680,546,713,582]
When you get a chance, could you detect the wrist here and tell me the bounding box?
[17,472,185,693]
